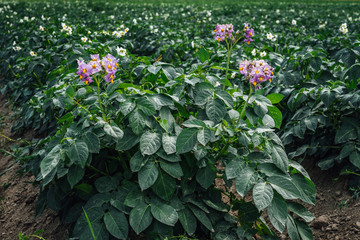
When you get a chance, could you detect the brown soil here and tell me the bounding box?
[0,94,68,240]
[0,90,359,240]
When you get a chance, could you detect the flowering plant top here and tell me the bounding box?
[76,54,119,84]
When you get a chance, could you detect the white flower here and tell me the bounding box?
[260,25,265,29]
[125,28,129,33]
[251,49,257,56]
[260,51,267,57]
[116,47,126,56]
[292,19,297,25]
[231,72,236,79]
[133,19,137,24]
[81,36,88,42]
[266,33,273,40]
[88,31,91,34]
[191,41,194,49]
[39,25,44,31]
[30,51,37,56]
[271,34,278,42]
[110,15,114,19]
[13,46,21,51]
[20,19,23,23]
[342,28,348,34]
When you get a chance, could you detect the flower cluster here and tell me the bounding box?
[61,23,73,35]
[239,59,274,88]
[214,24,234,42]
[243,23,254,44]
[266,32,278,42]
[339,23,348,34]
[76,54,119,84]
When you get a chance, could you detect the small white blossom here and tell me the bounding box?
[39,25,44,31]
[251,49,257,56]
[116,47,126,56]
[260,51,267,57]
[292,19,297,25]
[191,41,194,49]
[81,36,88,42]
[231,72,236,79]
[30,51,37,56]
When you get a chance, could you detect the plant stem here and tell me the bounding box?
[89,165,107,176]
[94,76,106,120]
[239,84,254,122]
[223,40,232,90]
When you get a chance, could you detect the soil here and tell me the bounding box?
[0,94,68,240]
[0,90,359,240]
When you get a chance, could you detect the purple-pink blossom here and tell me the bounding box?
[214,24,234,42]
[243,23,255,44]
[239,59,274,89]
[76,54,119,84]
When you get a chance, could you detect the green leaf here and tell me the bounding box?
[129,109,146,135]
[286,215,301,240]
[104,208,128,239]
[320,88,335,108]
[116,129,140,151]
[124,191,145,208]
[162,134,177,155]
[197,128,211,146]
[150,200,178,226]
[206,98,226,124]
[182,118,207,128]
[140,131,162,156]
[66,85,75,97]
[178,208,197,235]
[106,80,120,94]
[148,65,161,75]
[40,145,62,179]
[199,46,210,63]
[67,165,85,189]
[130,151,145,172]
[194,82,214,105]
[152,170,176,201]
[295,219,313,240]
[267,192,287,233]
[156,150,181,162]
[253,182,273,211]
[350,150,360,168]
[335,118,359,144]
[160,161,183,178]
[215,89,234,108]
[176,128,198,154]
[68,141,89,168]
[137,97,156,116]
[270,143,288,173]
[138,160,159,190]
[104,123,124,140]
[287,202,315,222]
[196,164,216,189]
[120,100,135,116]
[94,176,118,193]
[262,114,275,128]
[188,205,214,232]
[129,203,153,234]
[267,106,283,129]
[269,175,302,200]
[266,93,284,104]
[225,158,245,179]
[304,116,318,132]
[82,132,100,154]
[235,167,258,197]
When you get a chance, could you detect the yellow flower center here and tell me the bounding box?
[108,58,111,61]
[108,65,111,69]
[265,68,268,71]
[92,58,97,61]
[221,28,225,32]
[214,29,217,32]
[92,64,96,69]
[269,79,272,82]
[253,82,257,86]
[116,63,119,67]
[85,80,89,84]
[83,69,87,73]
[240,67,243,71]
[80,75,83,79]
[250,32,253,36]
[248,41,250,44]
[218,37,221,41]
[259,77,263,81]
[255,70,259,74]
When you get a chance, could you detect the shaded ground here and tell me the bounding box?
[0,89,359,239]
[0,93,68,240]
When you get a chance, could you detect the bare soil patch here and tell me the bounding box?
[0,93,68,240]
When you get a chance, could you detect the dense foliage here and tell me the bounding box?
[0,1,359,240]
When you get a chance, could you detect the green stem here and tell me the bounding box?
[239,84,254,122]
[223,39,232,90]
[89,165,107,176]
[94,76,106,120]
